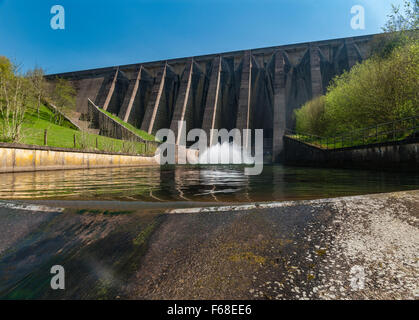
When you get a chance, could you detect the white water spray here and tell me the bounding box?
[198,142,254,165]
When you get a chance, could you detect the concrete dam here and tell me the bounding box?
[46,34,374,162]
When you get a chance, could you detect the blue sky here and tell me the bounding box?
[0,0,405,74]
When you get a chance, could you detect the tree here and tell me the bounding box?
[295,0,419,137]
[295,96,328,135]
[26,67,46,118]
[383,0,418,32]
[370,0,419,58]
[0,56,30,142]
[295,42,419,136]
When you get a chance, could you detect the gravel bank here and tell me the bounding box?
[0,190,418,299]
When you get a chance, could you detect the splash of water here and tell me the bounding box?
[198,142,254,164]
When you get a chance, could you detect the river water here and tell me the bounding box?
[0,165,418,203]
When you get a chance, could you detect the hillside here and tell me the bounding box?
[1,105,155,155]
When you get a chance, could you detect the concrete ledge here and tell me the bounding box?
[0,144,159,173]
[283,136,419,171]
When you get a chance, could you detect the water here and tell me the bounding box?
[0,165,417,202]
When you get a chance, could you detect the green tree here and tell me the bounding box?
[370,0,418,58]
[327,43,418,132]
[295,96,328,135]
[0,56,30,142]
[26,67,46,118]
[383,0,418,32]
[295,1,419,137]
[295,42,419,136]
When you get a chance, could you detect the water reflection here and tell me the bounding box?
[0,165,418,202]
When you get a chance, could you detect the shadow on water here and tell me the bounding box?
[0,164,418,203]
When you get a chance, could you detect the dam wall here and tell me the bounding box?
[45,34,375,162]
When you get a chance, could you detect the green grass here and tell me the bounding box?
[0,105,156,155]
[100,108,156,141]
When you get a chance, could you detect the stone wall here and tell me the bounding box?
[0,143,158,173]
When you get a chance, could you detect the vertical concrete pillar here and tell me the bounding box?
[345,38,360,69]
[201,56,222,146]
[140,64,167,134]
[272,51,287,163]
[309,45,323,98]
[170,59,193,144]
[118,66,142,122]
[236,51,252,147]
[103,68,119,111]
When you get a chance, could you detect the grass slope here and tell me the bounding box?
[1,105,155,155]
[100,109,155,141]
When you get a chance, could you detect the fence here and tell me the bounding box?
[22,127,157,156]
[285,115,418,150]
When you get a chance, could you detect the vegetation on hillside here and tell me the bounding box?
[0,57,31,142]
[383,0,418,33]
[0,55,156,152]
[295,0,419,137]
[18,104,155,155]
[0,56,77,142]
[101,108,156,141]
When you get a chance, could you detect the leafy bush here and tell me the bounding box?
[369,32,415,59]
[295,40,419,136]
[295,96,328,135]
[296,1,419,137]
